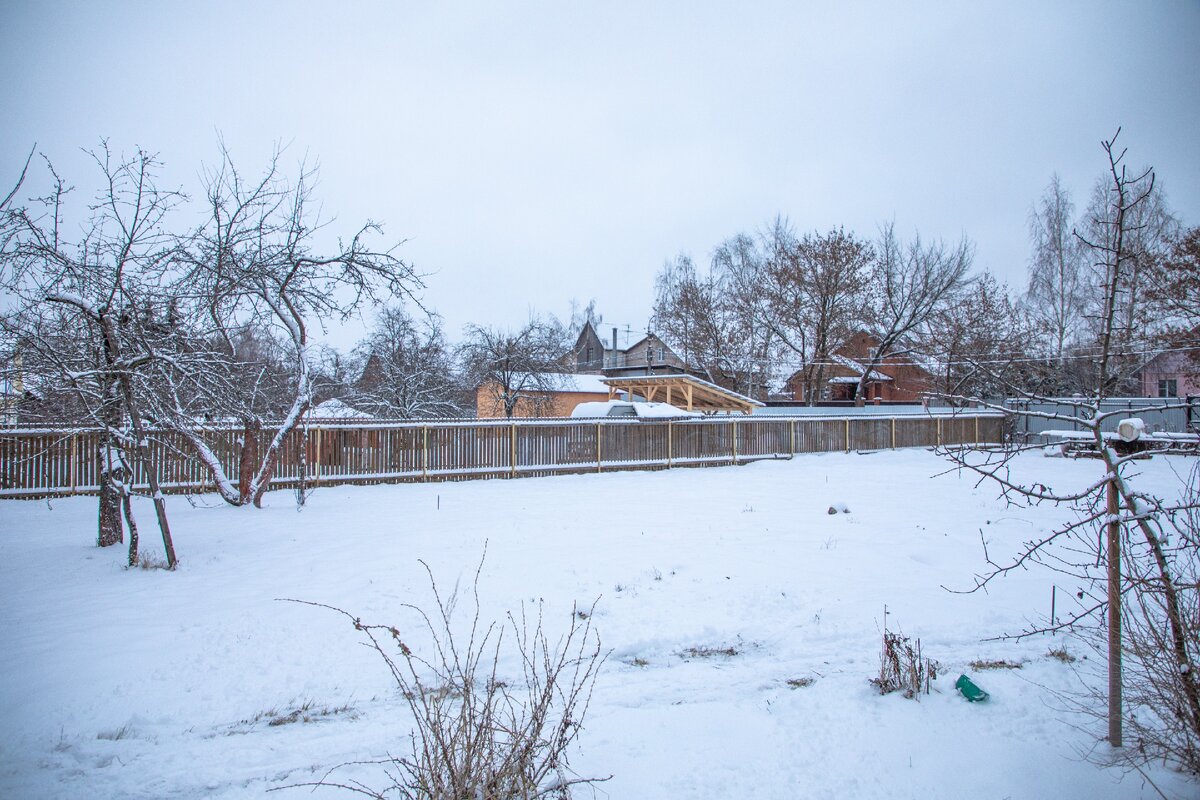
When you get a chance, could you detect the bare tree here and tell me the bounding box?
[162,144,420,507]
[924,273,1035,402]
[761,223,872,405]
[1079,169,1178,352]
[458,317,571,418]
[1146,226,1200,336]
[1024,174,1088,369]
[0,143,179,566]
[652,241,775,399]
[854,224,972,405]
[651,253,722,374]
[349,304,463,418]
[709,233,777,398]
[1144,225,1200,382]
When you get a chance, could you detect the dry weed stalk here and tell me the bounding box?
[278,557,608,799]
[871,620,939,700]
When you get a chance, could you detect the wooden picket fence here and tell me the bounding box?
[0,412,1004,499]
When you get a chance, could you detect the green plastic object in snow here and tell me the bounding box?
[956,674,989,702]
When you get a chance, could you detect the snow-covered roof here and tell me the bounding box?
[829,354,892,381]
[513,372,612,394]
[570,400,702,419]
[308,399,375,419]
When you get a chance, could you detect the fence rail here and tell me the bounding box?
[0,412,1004,499]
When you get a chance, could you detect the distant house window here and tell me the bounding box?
[659,347,666,361]
[868,347,878,360]
[1158,378,1178,397]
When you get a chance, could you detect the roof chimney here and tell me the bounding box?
[612,327,619,352]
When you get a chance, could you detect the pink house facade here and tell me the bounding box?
[1140,351,1200,398]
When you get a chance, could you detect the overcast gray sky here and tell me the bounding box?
[3,1,1198,349]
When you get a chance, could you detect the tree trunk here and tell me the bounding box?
[122,491,140,567]
[97,350,124,547]
[104,316,177,568]
[97,436,123,548]
[238,417,261,503]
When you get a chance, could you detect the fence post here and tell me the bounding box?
[732,419,738,463]
[596,422,602,473]
[937,417,942,447]
[422,425,429,481]
[891,417,897,449]
[510,423,517,478]
[845,418,850,453]
[974,415,979,445]
[790,419,796,455]
[667,421,673,467]
[314,427,322,484]
[70,434,78,495]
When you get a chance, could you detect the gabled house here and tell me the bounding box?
[786,331,932,404]
[569,322,690,378]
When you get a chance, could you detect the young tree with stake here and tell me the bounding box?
[942,130,1200,770]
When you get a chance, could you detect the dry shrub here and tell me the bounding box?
[279,559,608,799]
[1046,647,1077,664]
[870,629,939,700]
[680,644,739,659]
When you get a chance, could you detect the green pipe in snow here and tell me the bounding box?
[955,674,989,702]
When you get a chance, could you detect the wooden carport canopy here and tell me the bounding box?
[602,374,764,415]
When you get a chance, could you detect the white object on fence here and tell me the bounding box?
[1116,417,1146,442]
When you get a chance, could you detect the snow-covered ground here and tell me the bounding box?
[1,449,1196,799]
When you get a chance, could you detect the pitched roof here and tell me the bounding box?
[601,373,763,414]
[830,354,893,381]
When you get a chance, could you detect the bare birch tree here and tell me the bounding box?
[1024,174,1088,370]
[652,243,775,398]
